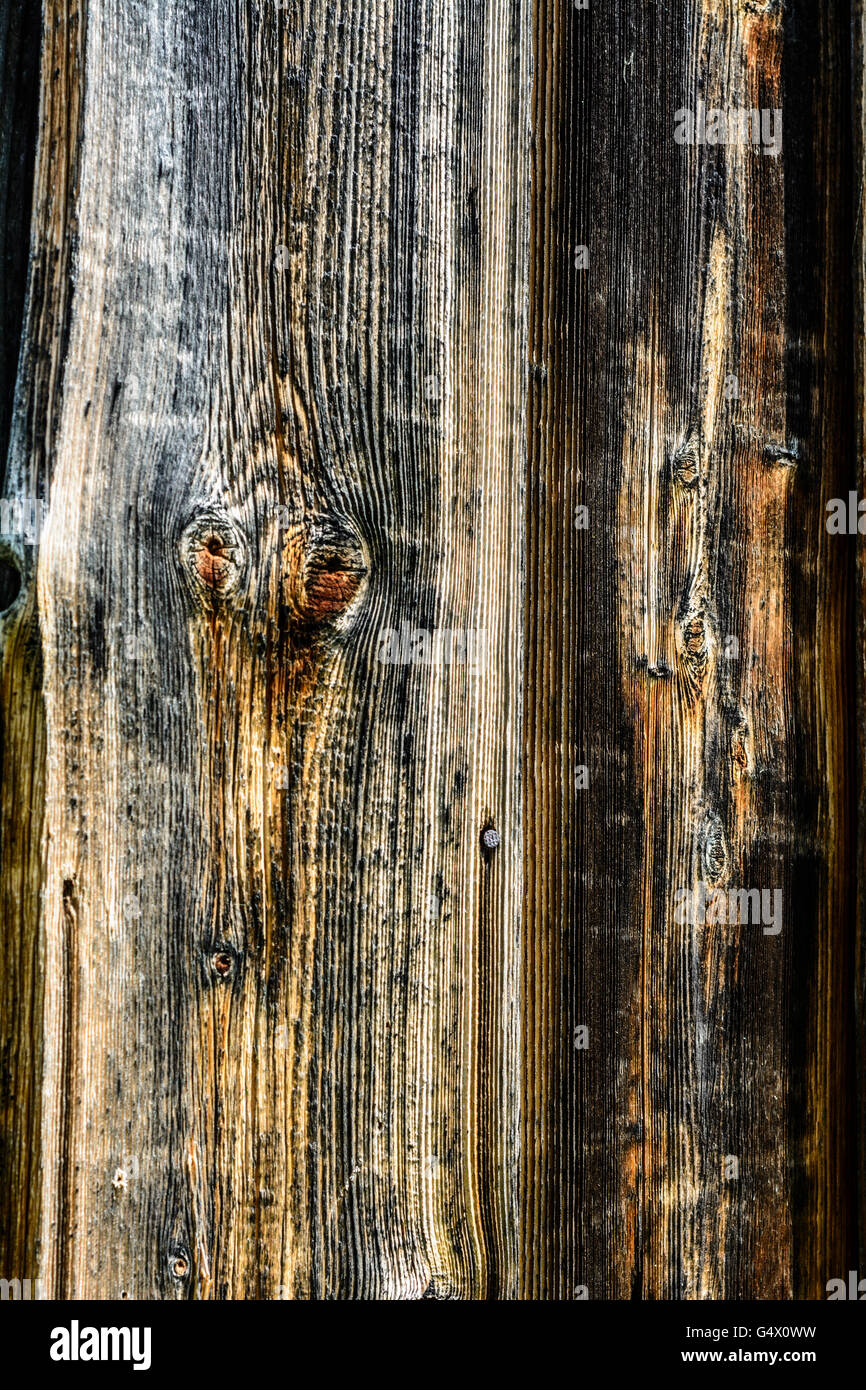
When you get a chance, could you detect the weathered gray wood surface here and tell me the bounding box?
[2,0,527,1299]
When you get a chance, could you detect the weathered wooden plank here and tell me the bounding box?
[0,0,82,1294]
[1,0,528,1298]
[525,0,856,1298]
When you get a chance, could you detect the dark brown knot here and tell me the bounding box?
[179,511,246,605]
[282,515,368,628]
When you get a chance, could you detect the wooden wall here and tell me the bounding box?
[0,0,861,1299]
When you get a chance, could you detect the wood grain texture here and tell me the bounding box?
[525,0,857,1299]
[2,0,528,1298]
[0,0,80,1294]
[0,0,862,1301]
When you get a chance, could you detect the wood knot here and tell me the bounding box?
[682,615,708,661]
[700,813,728,885]
[179,512,246,605]
[282,515,368,628]
[212,949,234,979]
[731,720,752,778]
[763,440,799,470]
[677,608,711,703]
[671,431,701,489]
[636,654,673,679]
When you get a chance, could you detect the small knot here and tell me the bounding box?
[763,440,799,469]
[637,656,673,679]
[670,430,701,489]
[212,949,234,979]
[677,608,711,704]
[700,813,728,885]
[179,511,246,605]
[282,515,368,628]
[731,720,752,778]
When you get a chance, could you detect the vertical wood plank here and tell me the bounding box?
[0,0,83,1291]
[3,0,527,1298]
[525,0,855,1299]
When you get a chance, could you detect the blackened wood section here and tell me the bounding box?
[0,0,40,461]
[854,0,866,1279]
[782,0,855,1298]
[525,0,857,1298]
